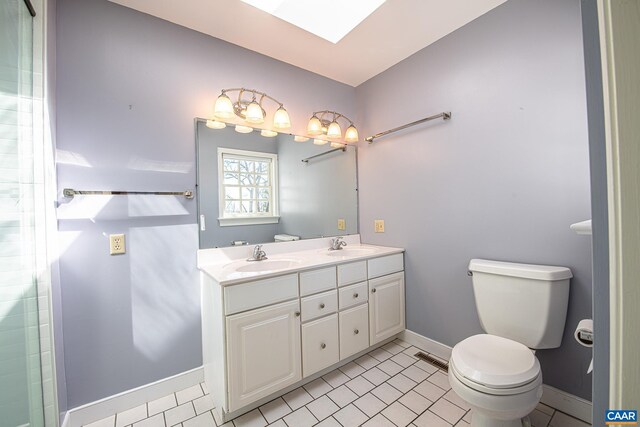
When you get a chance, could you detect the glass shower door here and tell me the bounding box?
[0,1,45,426]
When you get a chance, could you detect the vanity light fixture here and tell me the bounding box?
[307,110,359,143]
[206,120,226,129]
[294,135,309,142]
[313,138,329,145]
[330,142,346,149]
[214,88,291,130]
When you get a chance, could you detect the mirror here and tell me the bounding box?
[196,119,358,248]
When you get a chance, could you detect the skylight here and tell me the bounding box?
[241,0,386,44]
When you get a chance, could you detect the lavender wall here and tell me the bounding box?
[55,0,355,408]
[355,0,593,400]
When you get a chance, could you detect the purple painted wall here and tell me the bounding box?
[355,0,593,400]
[55,0,594,413]
[55,0,355,408]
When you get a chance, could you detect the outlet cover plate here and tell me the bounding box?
[337,219,346,230]
[109,234,126,255]
[374,220,385,233]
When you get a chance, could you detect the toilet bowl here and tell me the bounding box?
[449,334,543,427]
[450,259,572,427]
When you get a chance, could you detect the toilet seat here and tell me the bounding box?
[451,334,541,394]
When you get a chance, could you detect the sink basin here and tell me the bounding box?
[234,259,302,273]
[325,247,377,257]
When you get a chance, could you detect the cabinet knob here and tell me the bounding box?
[354,329,359,335]
[320,343,326,349]
[319,303,325,309]
[295,311,301,317]
[353,293,359,298]
[372,288,377,293]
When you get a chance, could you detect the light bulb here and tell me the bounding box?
[235,125,253,134]
[307,116,323,136]
[206,120,226,129]
[294,135,309,142]
[327,121,342,139]
[273,107,291,129]
[244,101,264,124]
[313,139,329,145]
[344,125,359,143]
[260,129,277,137]
[214,93,234,119]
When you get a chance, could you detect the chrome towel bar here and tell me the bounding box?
[63,188,194,199]
[365,111,452,144]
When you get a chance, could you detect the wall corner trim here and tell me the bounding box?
[399,329,592,424]
[63,367,204,427]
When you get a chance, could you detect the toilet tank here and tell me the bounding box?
[468,259,572,349]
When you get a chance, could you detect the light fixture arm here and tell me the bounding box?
[221,88,285,109]
[313,110,355,126]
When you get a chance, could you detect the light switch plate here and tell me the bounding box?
[374,220,385,233]
[109,234,126,255]
[337,219,346,230]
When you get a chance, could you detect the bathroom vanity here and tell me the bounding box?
[197,236,405,422]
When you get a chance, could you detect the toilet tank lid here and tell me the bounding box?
[469,259,573,281]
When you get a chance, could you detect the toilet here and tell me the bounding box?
[449,259,572,427]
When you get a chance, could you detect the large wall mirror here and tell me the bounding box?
[196,119,359,248]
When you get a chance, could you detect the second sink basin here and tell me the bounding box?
[234,259,302,273]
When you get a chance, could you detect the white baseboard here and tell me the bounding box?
[63,367,203,427]
[399,329,452,360]
[399,329,592,424]
[540,384,592,424]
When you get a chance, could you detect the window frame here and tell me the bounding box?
[216,147,280,227]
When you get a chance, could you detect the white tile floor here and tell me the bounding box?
[85,339,591,427]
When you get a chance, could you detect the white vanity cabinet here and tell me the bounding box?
[369,271,405,344]
[200,247,405,423]
[226,300,302,411]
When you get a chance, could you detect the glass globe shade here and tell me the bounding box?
[214,93,234,119]
[244,101,265,124]
[327,121,342,139]
[307,116,323,136]
[273,107,291,129]
[344,125,359,143]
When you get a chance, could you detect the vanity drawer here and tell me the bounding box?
[301,290,338,322]
[302,314,339,377]
[368,253,404,279]
[337,261,368,287]
[339,304,369,359]
[300,267,336,296]
[338,282,368,310]
[224,274,299,315]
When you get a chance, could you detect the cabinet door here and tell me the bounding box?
[226,300,301,412]
[339,304,369,359]
[302,314,339,377]
[369,272,405,344]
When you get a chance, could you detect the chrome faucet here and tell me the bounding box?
[329,236,347,251]
[247,244,268,261]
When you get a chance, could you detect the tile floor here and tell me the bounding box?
[85,339,591,427]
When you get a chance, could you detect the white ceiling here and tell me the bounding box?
[108,0,507,87]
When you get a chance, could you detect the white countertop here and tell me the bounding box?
[197,235,404,286]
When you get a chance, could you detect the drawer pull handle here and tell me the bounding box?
[353,293,359,298]
[354,329,359,335]
[372,288,377,293]
[295,311,301,317]
[319,303,325,309]
[320,343,327,349]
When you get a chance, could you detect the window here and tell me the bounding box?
[217,148,279,226]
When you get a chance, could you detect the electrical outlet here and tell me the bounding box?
[109,234,126,255]
[374,220,385,233]
[337,219,346,230]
